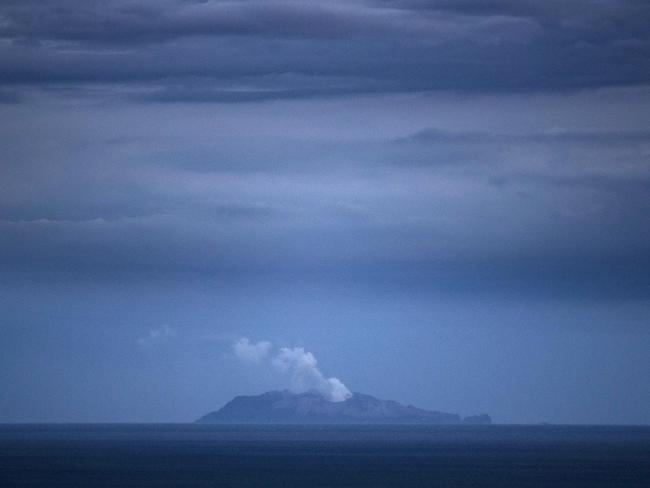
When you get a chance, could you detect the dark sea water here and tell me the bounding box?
[1,424,649,487]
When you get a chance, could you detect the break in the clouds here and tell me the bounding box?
[233,338,352,402]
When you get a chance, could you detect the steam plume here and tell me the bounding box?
[233,338,352,402]
[233,337,271,362]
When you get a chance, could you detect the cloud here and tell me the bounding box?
[233,337,272,363]
[137,325,176,347]
[0,0,398,45]
[1,0,649,99]
[1,91,649,299]
[233,338,352,402]
[396,128,650,145]
[0,89,21,104]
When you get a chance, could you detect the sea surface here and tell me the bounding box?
[1,424,649,487]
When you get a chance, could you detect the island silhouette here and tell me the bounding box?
[197,390,491,425]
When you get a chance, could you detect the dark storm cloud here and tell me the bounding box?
[387,0,650,40]
[1,217,648,300]
[1,0,649,99]
[0,1,648,297]
[0,0,395,44]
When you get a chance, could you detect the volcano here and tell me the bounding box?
[196,390,491,425]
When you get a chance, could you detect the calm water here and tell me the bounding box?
[1,424,649,487]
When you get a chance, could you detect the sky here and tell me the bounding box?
[0,0,649,424]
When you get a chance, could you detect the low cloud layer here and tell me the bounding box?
[233,338,352,402]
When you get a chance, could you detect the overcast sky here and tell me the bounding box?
[1,0,649,424]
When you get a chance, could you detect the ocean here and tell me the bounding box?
[1,424,649,487]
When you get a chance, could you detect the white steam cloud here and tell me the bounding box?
[233,338,352,402]
[233,337,272,363]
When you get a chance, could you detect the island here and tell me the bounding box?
[196,390,491,425]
